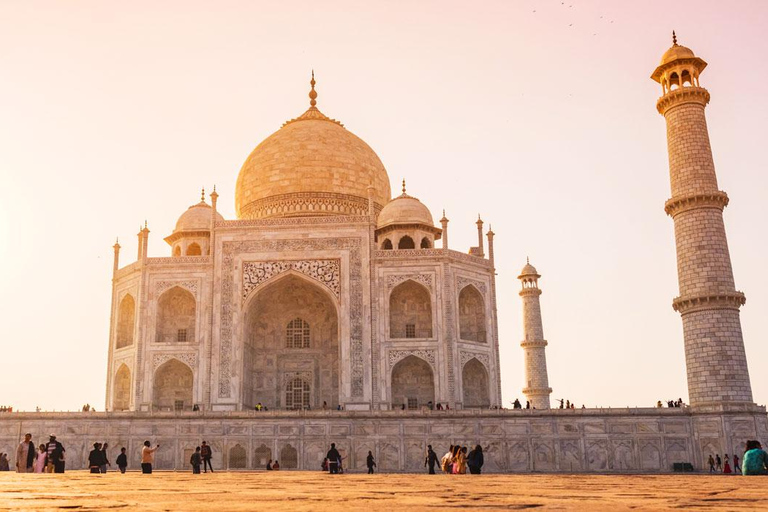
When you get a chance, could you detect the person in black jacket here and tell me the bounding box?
[366,451,376,474]
[424,445,438,474]
[190,447,202,474]
[46,435,66,473]
[116,447,128,473]
[200,441,213,473]
[467,445,484,474]
[88,443,104,474]
[326,443,340,474]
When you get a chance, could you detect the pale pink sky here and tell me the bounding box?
[1,1,766,411]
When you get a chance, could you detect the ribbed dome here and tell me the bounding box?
[660,44,695,65]
[175,201,223,232]
[235,76,391,219]
[519,261,539,278]
[377,191,434,229]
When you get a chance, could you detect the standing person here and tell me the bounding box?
[715,454,722,471]
[266,459,273,470]
[326,443,341,474]
[190,447,202,474]
[453,446,467,475]
[708,454,716,473]
[116,448,128,474]
[0,453,9,471]
[15,433,35,473]
[100,443,110,473]
[34,444,47,473]
[441,445,454,474]
[424,445,438,474]
[366,451,376,474]
[88,443,103,474]
[467,445,484,475]
[733,453,741,475]
[723,454,732,474]
[200,441,213,473]
[46,435,65,473]
[741,440,768,475]
[141,441,159,474]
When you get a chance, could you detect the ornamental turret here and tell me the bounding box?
[652,33,753,406]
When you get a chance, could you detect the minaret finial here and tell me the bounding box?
[309,70,317,107]
[201,187,205,201]
[144,220,148,229]
[527,256,530,264]
[402,179,406,194]
[672,30,677,46]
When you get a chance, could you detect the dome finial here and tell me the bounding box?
[672,30,677,46]
[527,256,530,264]
[402,179,406,195]
[201,187,205,202]
[309,70,317,107]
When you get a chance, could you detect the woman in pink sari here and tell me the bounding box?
[34,444,47,473]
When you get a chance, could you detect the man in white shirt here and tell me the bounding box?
[15,433,34,473]
[141,441,159,474]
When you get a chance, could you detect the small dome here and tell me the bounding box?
[175,201,224,232]
[518,261,539,278]
[377,190,434,229]
[660,44,695,65]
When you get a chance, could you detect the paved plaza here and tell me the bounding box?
[0,472,764,511]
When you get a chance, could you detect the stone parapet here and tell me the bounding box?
[664,191,729,218]
[656,86,710,114]
[672,291,746,314]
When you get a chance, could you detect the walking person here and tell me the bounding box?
[15,433,35,473]
[116,448,128,474]
[88,443,104,474]
[200,441,213,473]
[733,453,741,475]
[100,442,110,473]
[708,454,716,473]
[366,451,376,474]
[425,445,438,474]
[326,443,341,474]
[190,447,202,474]
[467,445,484,474]
[46,435,66,473]
[453,446,468,474]
[715,454,722,471]
[441,445,455,474]
[0,453,9,471]
[34,444,47,473]
[141,441,159,474]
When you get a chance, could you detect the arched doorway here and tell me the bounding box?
[116,295,135,348]
[152,359,193,411]
[112,364,131,411]
[389,280,432,339]
[391,355,434,409]
[155,287,196,343]
[243,274,339,410]
[459,285,486,342]
[253,444,272,469]
[462,358,490,408]
[229,444,247,469]
[280,444,298,469]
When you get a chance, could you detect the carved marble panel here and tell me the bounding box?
[456,276,487,296]
[242,259,340,302]
[152,353,196,370]
[385,273,433,291]
[388,349,436,370]
[459,351,490,370]
[155,280,199,297]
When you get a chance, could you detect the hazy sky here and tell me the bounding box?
[1,1,766,411]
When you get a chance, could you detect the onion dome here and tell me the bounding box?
[174,195,224,232]
[235,72,391,219]
[377,180,435,229]
[518,258,540,279]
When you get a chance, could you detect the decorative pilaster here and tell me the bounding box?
[440,210,449,250]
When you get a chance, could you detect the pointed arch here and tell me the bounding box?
[152,358,193,411]
[420,237,431,249]
[398,235,415,249]
[173,245,182,257]
[186,242,202,256]
[253,444,272,469]
[389,280,432,339]
[112,364,131,411]
[391,355,434,409]
[280,444,298,469]
[155,286,196,343]
[229,444,247,469]
[116,294,136,349]
[381,238,393,250]
[462,358,490,408]
[459,284,486,342]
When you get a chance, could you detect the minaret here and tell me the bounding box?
[112,238,121,278]
[440,210,449,250]
[475,215,484,257]
[518,259,552,409]
[652,33,753,406]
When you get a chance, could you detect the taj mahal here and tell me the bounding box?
[1,35,766,472]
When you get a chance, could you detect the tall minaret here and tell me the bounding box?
[518,259,552,409]
[652,33,753,406]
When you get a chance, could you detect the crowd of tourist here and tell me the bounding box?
[657,398,686,408]
[0,406,13,413]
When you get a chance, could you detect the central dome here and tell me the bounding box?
[235,75,391,219]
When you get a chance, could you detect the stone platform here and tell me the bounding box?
[0,472,764,511]
[1,407,765,472]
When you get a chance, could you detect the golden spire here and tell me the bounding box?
[672,30,677,46]
[402,179,406,195]
[309,70,317,108]
[201,187,205,202]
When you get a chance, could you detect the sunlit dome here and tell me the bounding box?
[174,194,223,232]
[377,182,434,229]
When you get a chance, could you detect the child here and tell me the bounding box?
[116,448,128,474]
[190,447,202,474]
